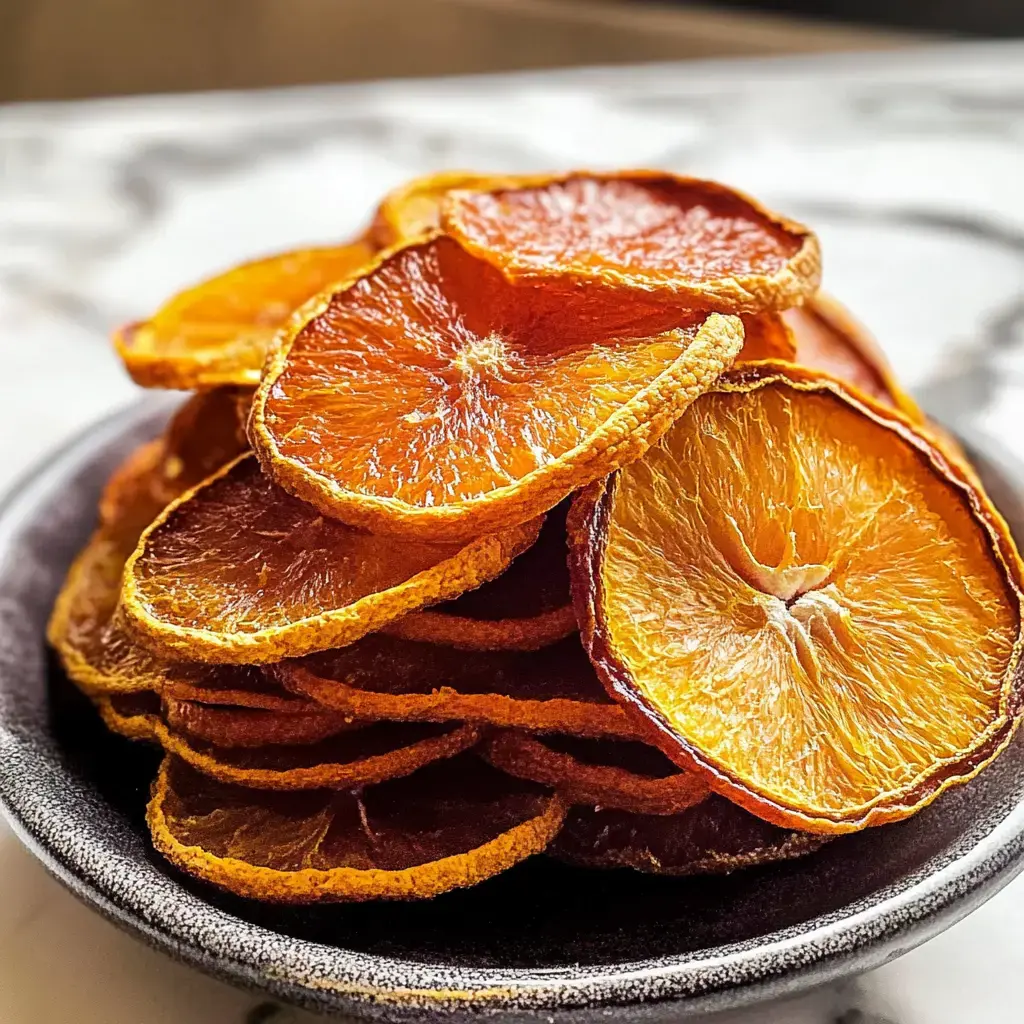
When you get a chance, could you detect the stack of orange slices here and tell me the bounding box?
[49,170,1024,903]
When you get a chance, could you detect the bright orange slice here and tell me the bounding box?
[369,170,516,247]
[275,635,642,740]
[114,240,376,389]
[385,499,576,650]
[148,754,566,902]
[121,454,541,663]
[483,731,708,815]
[551,797,824,875]
[163,697,357,748]
[252,233,742,540]
[155,720,481,791]
[442,171,820,312]
[570,362,1024,833]
[784,293,922,418]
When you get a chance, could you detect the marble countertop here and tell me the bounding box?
[2,40,1023,1023]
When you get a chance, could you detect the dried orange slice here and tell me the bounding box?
[122,454,541,663]
[275,635,642,739]
[163,697,357,748]
[738,313,796,362]
[148,754,566,902]
[114,240,377,389]
[97,692,161,741]
[783,298,981,486]
[369,170,516,247]
[50,432,275,703]
[49,530,150,695]
[155,719,481,790]
[96,441,168,539]
[441,171,820,312]
[163,671,307,711]
[784,294,922,419]
[551,797,824,875]
[97,389,249,539]
[385,499,576,650]
[483,731,708,815]
[252,232,742,540]
[47,526,280,703]
[570,362,1024,833]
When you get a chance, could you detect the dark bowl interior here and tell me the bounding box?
[2,399,1024,1021]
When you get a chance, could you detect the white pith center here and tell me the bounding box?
[451,332,507,374]
[722,514,847,682]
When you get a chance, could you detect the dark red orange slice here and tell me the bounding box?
[442,171,820,312]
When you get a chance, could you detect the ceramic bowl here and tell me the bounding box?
[2,399,1024,1021]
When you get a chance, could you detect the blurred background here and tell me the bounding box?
[1,0,1021,103]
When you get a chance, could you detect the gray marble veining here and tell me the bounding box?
[1,40,1023,1023]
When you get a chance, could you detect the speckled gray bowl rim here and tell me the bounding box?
[2,397,1024,1021]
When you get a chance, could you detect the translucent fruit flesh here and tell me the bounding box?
[98,389,249,544]
[252,233,743,540]
[115,241,376,389]
[738,313,797,362]
[148,754,566,902]
[48,397,249,699]
[275,634,643,739]
[571,364,1024,832]
[441,172,820,312]
[122,454,542,663]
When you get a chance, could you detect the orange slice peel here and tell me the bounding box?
[154,719,481,791]
[163,697,357,748]
[482,731,709,815]
[275,635,642,740]
[785,293,922,419]
[369,170,517,247]
[385,499,576,651]
[96,692,161,741]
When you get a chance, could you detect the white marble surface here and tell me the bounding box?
[2,40,1024,1023]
